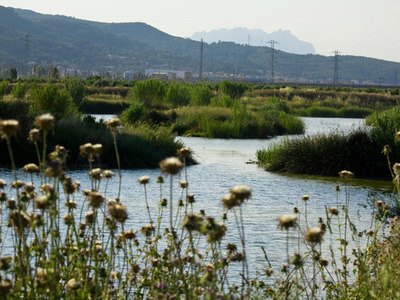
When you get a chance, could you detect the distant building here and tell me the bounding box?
[145,69,192,81]
[123,71,136,80]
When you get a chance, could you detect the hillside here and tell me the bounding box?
[0,5,399,85]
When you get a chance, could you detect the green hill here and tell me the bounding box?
[0,5,399,85]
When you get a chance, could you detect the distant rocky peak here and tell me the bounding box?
[191,27,315,55]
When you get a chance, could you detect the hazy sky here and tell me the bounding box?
[1,0,399,62]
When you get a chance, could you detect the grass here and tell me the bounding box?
[1,114,400,298]
[257,104,400,180]
[257,129,388,179]
[164,105,305,138]
[0,115,183,169]
[82,95,132,114]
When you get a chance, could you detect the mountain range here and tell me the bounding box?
[0,5,399,85]
[191,28,316,55]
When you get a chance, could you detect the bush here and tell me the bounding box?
[219,80,247,99]
[120,102,147,123]
[306,106,338,117]
[165,83,191,107]
[338,107,372,118]
[210,95,236,108]
[257,129,387,178]
[130,79,166,107]
[11,82,29,101]
[189,84,213,106]
[64,78,86,108]
[263,96,290,113]
[0,80,8,99]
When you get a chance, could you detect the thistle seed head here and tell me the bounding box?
[34,113,55,131]
[302,195,309,201]
[159,157,183,175]
[278,214,297,230]
[179,181,188,188]
[221,193,241,210]
[105,118,122,131]
[305,226,325,244]
[177,147,191,158]
[103,170,114,179]
[0,179,6,189]
[66,278,81,291]
[328,207,339,215]
[182,213,204,232]
[89,168,102,181]
[28,128,40,143]
[394,163,400,176]
[229,185,251,201]
[88,191,105,208]
[338,170,354,180]
[138,176,150,185]
[0,119,19,139]
[109,203,128,223]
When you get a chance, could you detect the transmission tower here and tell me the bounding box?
[333,50,340,85]
[268,40,279,83]
[24,34,30,77]
[199,38,204,81]
[395,69,398,86]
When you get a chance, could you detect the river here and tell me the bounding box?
[0,116,392,282]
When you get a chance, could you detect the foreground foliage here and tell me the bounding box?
[0,115,400,298]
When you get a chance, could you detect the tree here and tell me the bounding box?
[131,79,166,107]
[165,83,191,107]
[11,82,29,101]
[9,67,17,80]
[29,83,79,119]
[64,78,86,108]
[0,80,9,100]
[190,84,213,106]
[219,80,248,99]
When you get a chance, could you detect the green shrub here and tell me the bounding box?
[306,106,338,117]
[11,82,29,101]
[219,80,247,99]
[189,84,213,106]
[29,83,79,119]
[263,96,289,113]
[338,107,372,118]
[367,106,400,158]
[64,77,86,108]
[81,98,130,114]
[210,95,236,108]
[120,102,147,123]
[0,80,8,99]
[165,83,191,107]
[130,79,166,107]
[257,129,387,178]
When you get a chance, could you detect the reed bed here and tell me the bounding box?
[256,129,388,179]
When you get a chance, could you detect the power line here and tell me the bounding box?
[24,34,30,76]
[333,50,340,85]
[268,40,279,83]
[199,38,204,81]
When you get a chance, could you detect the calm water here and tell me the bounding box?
[0,117,390,277]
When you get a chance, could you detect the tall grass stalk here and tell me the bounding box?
[2,115,400,298]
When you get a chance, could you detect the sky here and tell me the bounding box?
[1,0,400,62]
